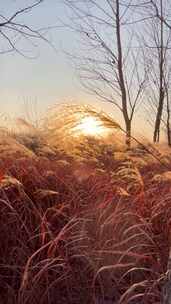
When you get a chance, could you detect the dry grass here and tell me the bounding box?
[43,104,123,153]
[1,105,171,303]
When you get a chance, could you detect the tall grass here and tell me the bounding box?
[1,105,171,303]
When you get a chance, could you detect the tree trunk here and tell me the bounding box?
[153,0,164,143]
[125,120,131,149]
[116,0,131,148]
[166,88,171,146]
[153,91,164,142]
[167,116,171,147]
[167,125,171,146]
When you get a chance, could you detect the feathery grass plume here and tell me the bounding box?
[43,103,122,153]
[2,116,46,154]
[111,158,144,195]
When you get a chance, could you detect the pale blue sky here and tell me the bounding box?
[0,1,85,117]
[0,0,151,137]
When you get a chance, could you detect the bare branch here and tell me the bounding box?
[0,1,55,58]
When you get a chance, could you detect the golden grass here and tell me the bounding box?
[0,105,171,303]
[43,104,122,153]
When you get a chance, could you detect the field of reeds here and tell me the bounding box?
[1,105,171,304]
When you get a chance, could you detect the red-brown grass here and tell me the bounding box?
[1,109,171,303]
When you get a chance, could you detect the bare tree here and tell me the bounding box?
[62,0,147,147]
[141,0,171,143]
[150,0,171,31]
[0,0,51,57]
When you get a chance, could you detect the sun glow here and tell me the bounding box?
[75,116,106,136]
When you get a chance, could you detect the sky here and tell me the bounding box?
[0,0,152,138]
[0,0,80,118]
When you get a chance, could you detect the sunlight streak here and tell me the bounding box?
[74,116,107,136]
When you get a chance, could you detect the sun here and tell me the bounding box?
[75,116,106,136]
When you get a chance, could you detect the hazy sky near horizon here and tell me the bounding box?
[0,0,152,138]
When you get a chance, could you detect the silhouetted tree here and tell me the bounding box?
[63,0,147,147]
[140,0,171,144]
